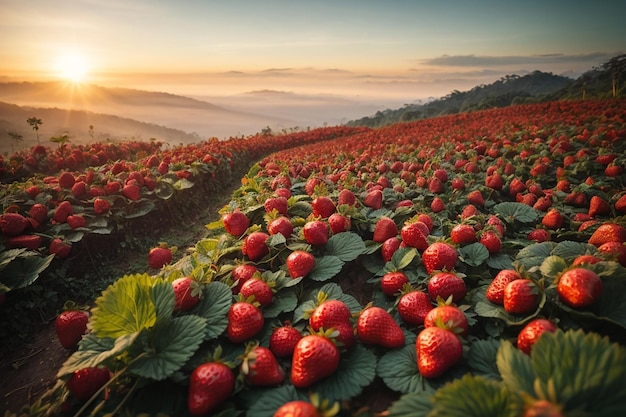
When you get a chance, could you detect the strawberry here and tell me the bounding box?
[356,306,405,348]
[25,185,41,199]
[428,177,444,194]
[71,181,87,198]
[509,177,526,196]
[479,230,501,254]
[605,164,623,177]
[533,196,552,212]
[381,236,401,262]
[398,290,432,326]
[58,172,76,189]
[240,278,273,307]
[274,401,320,417]
[524,400,564,417]
[330,321,356,350]
[588,195,611,217]
[50,238,72,258]
[269,323,303,357]
[467,190,485,207]
[312,196,336,218]
[598,241,626,266]
[516,318,557,355]
[172,277,201,312]
[227,301,264,343]
[451,177,465,191]
[66,367,110,402]
[400,222,429,250]
[528,228,551,242]
[364,189,383,209]
[486,269,522,305]
[303,220,329,246]
[231,264,259,293]
[309,299,351,331]
[67,214,86,229]
[427,272,466,303]
[53,201,74,223]
[461,204,480,219]
[373,216,398,243]
[503,279,540,314]
[267,216,294,237]
[615,194,626,213]
[243,231,270,261]
[264,196,289,215]
[240,345,285,386]
[381,271,409,296]
[55,309,89,349]
[541,209,564,230]
[28,204,48,224]
[557,267,603,308]
[422,242,458,274]
[588,223,626,246]
[148,244,172,269]
[291,334,340,388]
[450,224,476,245]
[122,183,141,201]
[430,197,445,213]
[93,197,110,215]
[328,212,350,234]
[485,172,503,190]
[338,188,356,206]
[424,304,469,337]
[188,362,234,416]
[5,234,42,250]
[572,254,602,266]
[286,250,316,278]
[416,326,463,378]
[222,209,250,237]
[417,213,434,232]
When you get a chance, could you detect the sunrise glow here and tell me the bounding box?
[54,52,90,83]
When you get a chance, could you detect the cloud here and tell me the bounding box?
[421,52,617,67]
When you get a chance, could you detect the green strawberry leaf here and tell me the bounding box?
[467,339,501,380]
[515,242,557,271]
[496,340,536,394]
[263,291,298,318]
[325,232,365,262]
[193,281,232,340]
[129,315,207,381]
[154,180,175,200]
[308,255,344,282]
[266,233,287,248]
[124,200,156,219]
[377,344,429,394]
[493,202,538,224]
[387,391,434,417]
[539,255,568,282]
[0,253,54,290]
[151,277,175,323]
[58,332,138,377]
[551,240,598,260]
[90,274,158,339]
[314,344,377,401]
[387,247,420,272]
[458,242,490,267]
[486,253,514,270]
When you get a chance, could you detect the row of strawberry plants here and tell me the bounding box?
[26,99,626,417]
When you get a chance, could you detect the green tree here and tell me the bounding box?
[602,54,626,97]
[26,117,42,144]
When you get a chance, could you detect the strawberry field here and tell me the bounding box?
[2,99,626,416]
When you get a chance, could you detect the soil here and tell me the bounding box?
[0,179,241,415]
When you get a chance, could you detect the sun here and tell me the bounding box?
[54,53,90,83]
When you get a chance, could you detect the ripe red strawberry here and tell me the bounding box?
[71,181,87,198]
[188,362,234,416]
[93,197,110,215]
[328,212,350,234]
[356,306,405,348]
[269,323,303,357]
[485,172,503,190]
[479,230,501,254]
[4,234,42,250]
[509,177,526,196]
[486,269,522,305]
[373,216,398,243]
[417,213,434,232]
[240,345,285,386]
[122,183,141,201]
[557,268,603,308]
[416,326,463,378]
[427,272,466,303]
[274,401,320,417]
[428,177,444,194]
[451,177,465,191]
[503,279,540,314]
[615,194,626,213]
[309,299,351,331]
[516,318,557,355]
[227,301,264,343]
[312,196,336,218]
[25,185,41,199]
[381,271,409,296]
[264,196,289,215]
[424,304,469,337]
[364,189,383,209]
[303,220,329,246]
[172,277,201,312]
[268,216,294,237]
[398,290,432,326]
[542,209,564,230]
[148,244,172,269]
[605,164,623,177]
[243,231,270,261]
[291,334,340,388]
[533,196,552,212]
[381,236,401,262]
[430,197,445,213]
[401,222,429,250]
[588,195,611,217]
[231,264,259,293]
[222,209,250,237]
[53,201,74,223]
[58,172,76,189]
[55,309,89,349]
[528,228,551,242]
[240,278,273,307]
[67,214,86,229]
[467,190,485,207]
[461,204,479,219]
[286,250,315,278]
[338,188,356,206]
[50,238,72,258]
[450,224,476,245]
[422,242,458,274]
[598,241,626,266]
[66,367,110,402]
[588,223,626,246]
[572,254,602,266]
[28,204,48,224]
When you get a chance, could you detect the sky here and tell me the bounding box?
[1,0,625,102]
